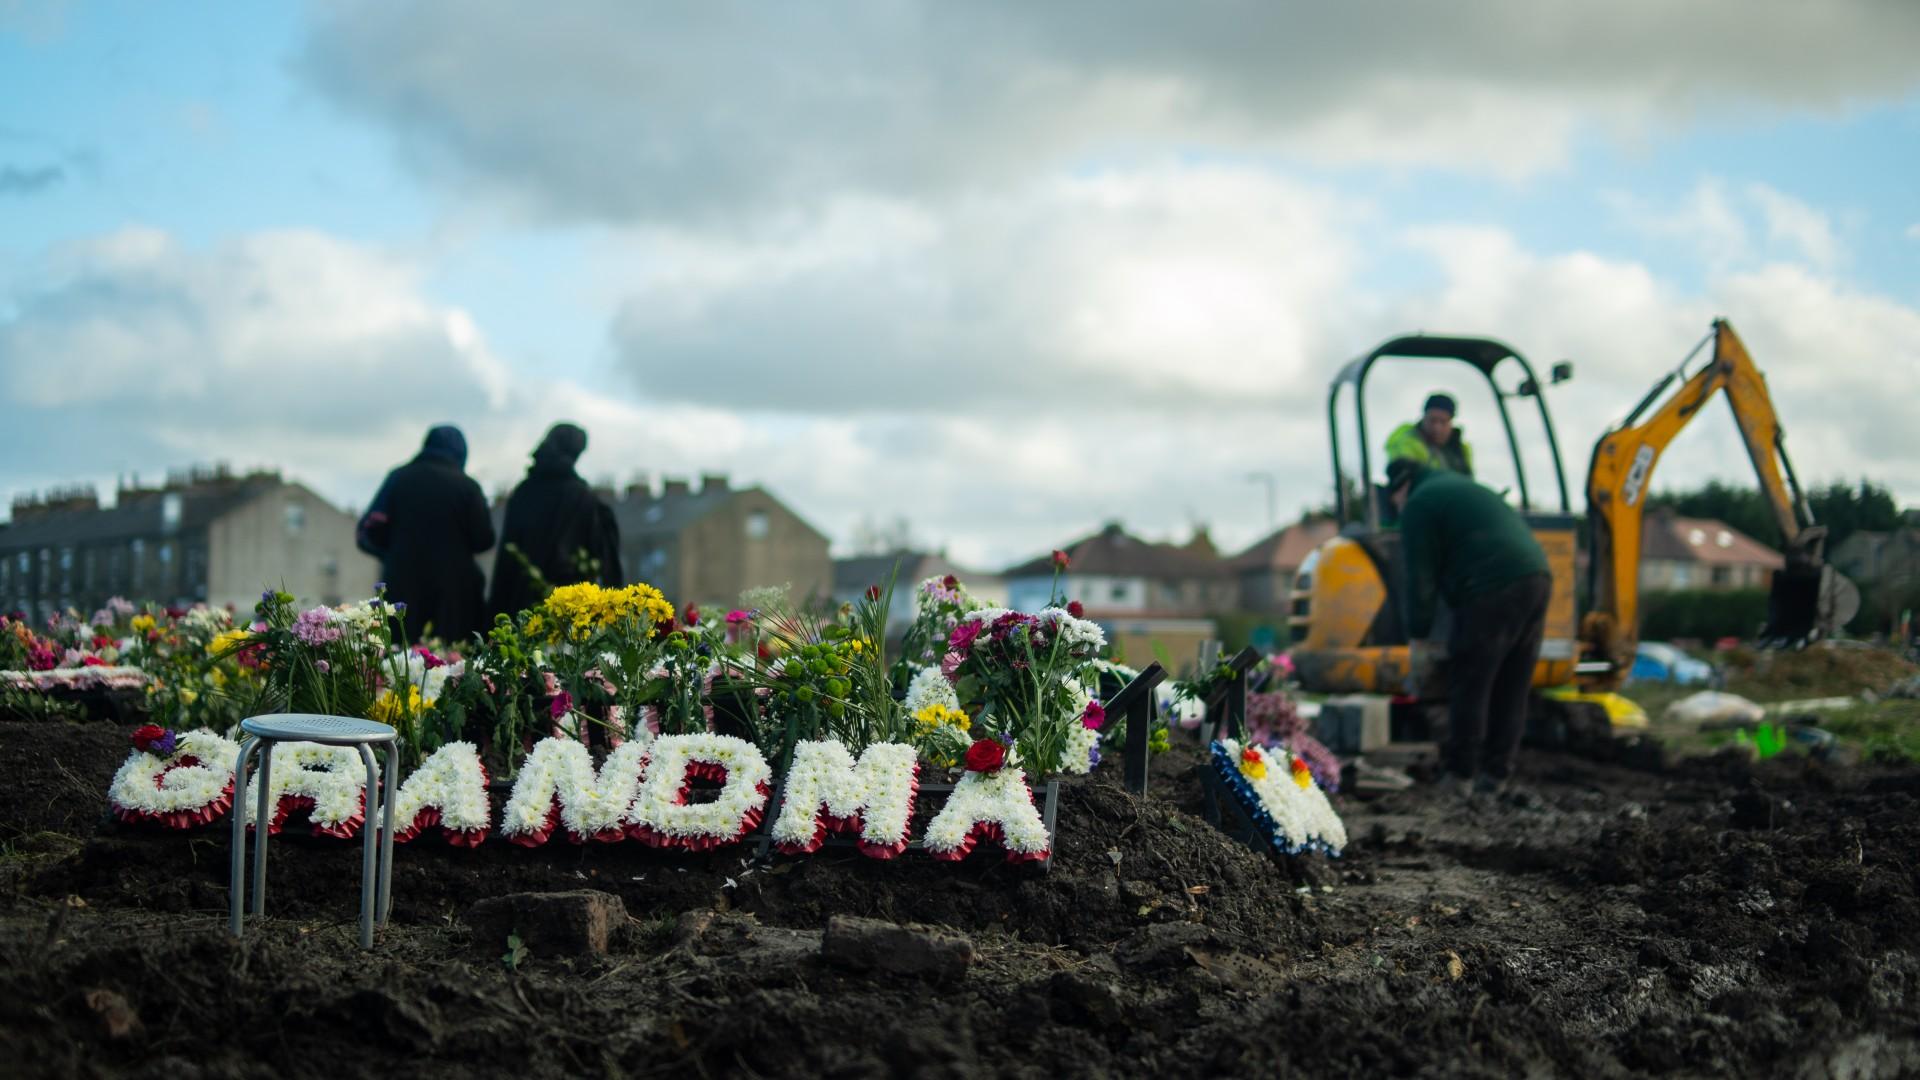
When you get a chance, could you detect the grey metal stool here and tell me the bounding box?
[229,715,400,949]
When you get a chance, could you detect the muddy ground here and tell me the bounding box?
[2,717,1918,1079]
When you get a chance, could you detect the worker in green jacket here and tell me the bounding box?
[1386,393,1473,475]
[1386,459,1549,801]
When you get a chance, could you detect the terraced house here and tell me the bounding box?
[0,467,373,620]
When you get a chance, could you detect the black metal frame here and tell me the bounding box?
[1327,333,1571,529]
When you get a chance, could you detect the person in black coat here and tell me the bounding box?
[356,425,496,644]
[487,422,623,619]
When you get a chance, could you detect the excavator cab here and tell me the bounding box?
[1289,334,1582,696]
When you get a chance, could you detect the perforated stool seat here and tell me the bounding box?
[229,714,401,949]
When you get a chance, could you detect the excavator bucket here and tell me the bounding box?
[1761,564,1861,646]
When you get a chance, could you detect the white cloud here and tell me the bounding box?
[1747,183,1841,270]
[298,0,1920,225]
[606,166,1369,416]
[7,180,1920,574]
[1905,223,1920,241]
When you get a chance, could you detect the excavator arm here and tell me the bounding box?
[1580,319,1854,687]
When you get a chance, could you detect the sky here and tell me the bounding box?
[2,1,1918,571]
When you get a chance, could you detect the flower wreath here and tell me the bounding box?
[923,761,1051,864]
[502,736,651,846]
[107,727,241,829]
[385,741,492,847]
[4,664,150,691]
[770,740,919,858]
[243,742,369,838]
[1211,739,1346,856]
[627,733,772,852]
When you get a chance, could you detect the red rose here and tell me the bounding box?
[947,620,983,653]
[865,585,881,602]
[942,574,958,590]
[131,725,169,752]
[964,738,1008,773]
[684,603,700,626]
[1052,549,1071,570]
[1067,600,1085,618]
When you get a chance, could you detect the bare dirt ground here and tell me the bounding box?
[2,716,1918,1079]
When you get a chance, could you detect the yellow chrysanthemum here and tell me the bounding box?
[209,629,250,659]
[130,614,156,633]
[912,703,970,734]
[369,685,427,723]
[540,582,675,642]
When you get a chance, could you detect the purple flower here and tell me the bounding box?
[374,581,387,592]
[292,607,343,646]
[1088,745,1101,768]
[393,602,408,614]
[316,659,331,674]
[154,729,177,756]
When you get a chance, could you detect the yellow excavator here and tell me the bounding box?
[1287,318,1857,737]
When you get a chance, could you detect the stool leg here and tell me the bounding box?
[250,740,274,918]
[356,743,379,949]
[229,737,259,937]
[378,743,398,924]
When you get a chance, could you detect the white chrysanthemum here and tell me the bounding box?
[627,734,772,847]
[384,741,491,839]
[1038,609,1107,653]
[501,737,648,841]
[242,742,367,833]
[923,767,1050,859]
[1060,723,1100,776]
[904,665,960,715]
[108,729,241,819]
[1220,739,1346,855]
[771,740,918,851]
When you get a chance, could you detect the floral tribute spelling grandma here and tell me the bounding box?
[99,561,1113,865]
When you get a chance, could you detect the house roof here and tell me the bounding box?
[1642,514,1783,568]
[0,477,286,550]
[1230,517,1341,573]
[833,551,932,593]
[612,482,830,545]
[1004,522,1229,580]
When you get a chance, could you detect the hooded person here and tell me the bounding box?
[487,422,624,619]
[357,424,496,644]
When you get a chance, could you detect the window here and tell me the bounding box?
[1110,583,1128,602]
[130,539,145,591]
[745,511,770,540]
[1671,564,1692,588]
[1715,530,1733,548]
[58,548,72,591]
[1710,566,1732,587]
[162,493,182,533]
[284,501,306,535]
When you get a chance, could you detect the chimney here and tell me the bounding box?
[701,474,729,494]
[663,478,691,498]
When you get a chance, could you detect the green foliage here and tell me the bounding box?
[1639,588,1770,642]
[501,932,529,972]
[1645,478,1899,553]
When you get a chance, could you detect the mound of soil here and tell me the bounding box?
[1723,643,1918,701]
[4,716,1920,1077]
